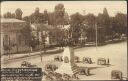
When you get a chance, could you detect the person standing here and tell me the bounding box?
[40,47,43,62]
[107,58,110,65]
[106,58,110,67]
[40,52,42,62]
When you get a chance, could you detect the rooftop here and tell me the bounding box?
[1,18,25,23]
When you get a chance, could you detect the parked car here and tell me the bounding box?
[74,56,80,63]
[54,72,63,80]
[97,58,106,65]
[45,75,54,81]
[21,61,37,68]
[45,64,58,72]
[72,73,79,80]
[63,73,71,80]
[111,70,122,80]
[79,67,90,76]
[83,57,93,64]
[54,55,63,62]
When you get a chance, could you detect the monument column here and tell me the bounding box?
[55,46,78,75]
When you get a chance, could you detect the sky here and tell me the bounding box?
[1,1,127,17]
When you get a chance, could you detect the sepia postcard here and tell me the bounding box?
[0,1,127,81]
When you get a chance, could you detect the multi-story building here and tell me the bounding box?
[0,18,30,55]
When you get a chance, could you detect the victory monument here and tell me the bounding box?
[55,46,78,75]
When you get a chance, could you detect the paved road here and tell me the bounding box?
[2,41,127,80]
[75,41,127,80]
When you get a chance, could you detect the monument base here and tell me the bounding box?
[55,47,79,75]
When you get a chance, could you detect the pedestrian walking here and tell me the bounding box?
[106,58,110,67]
[40,49,43,62]
[107,58,110,64]
[40,54,42,62]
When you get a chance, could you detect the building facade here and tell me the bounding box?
[31,23,58,46]
[1,18,30,55]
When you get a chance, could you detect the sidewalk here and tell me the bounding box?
[1,47,63,62]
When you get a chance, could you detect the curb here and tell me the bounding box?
[2,49,64,64]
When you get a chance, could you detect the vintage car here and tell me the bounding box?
[74,56,80,63]
[97,58,107,65]
[45,64,58,72]
[45,72,63,80]
[54,72,63,80]
[54,76,63,81]
[45,75,54,81]
[21,61,37,68]
[54,55,63,62]
[62,73,71,80]
[54,72,62,78]
[72,73,79,80]
[111,70,122,80]
[83,57,93,64]
[79,67,90,76]
[46,71,55,77]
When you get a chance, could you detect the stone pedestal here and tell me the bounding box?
[55,46,78,75]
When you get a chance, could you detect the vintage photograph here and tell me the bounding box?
[0,1,127,80]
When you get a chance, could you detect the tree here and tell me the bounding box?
[54,3,65,27]
[29,7,45,24]
[114,13,127,35]
[108,13,127,41]
[70,12,84,44]
[64,12,70,25]
[20,23,32,48]
[11,13,15,18]
[83,13,96,42]
[3,12,15,18]
[44,9,48,23]
[96,8,111,43]
[102,8,111,40]
[23,16,30,22]
[96,13,106,43]
[48,4,69,27]
[47,12,56,26]
[3,12,12,18]
[84,13,96,28]
[15,8,23,20]
[29,36,39,50]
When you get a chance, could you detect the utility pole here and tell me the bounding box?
[95,23,98,50]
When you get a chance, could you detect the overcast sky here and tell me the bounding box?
[1,1,127,17]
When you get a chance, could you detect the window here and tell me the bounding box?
[18,35,22,45]
[4,35,9,46]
